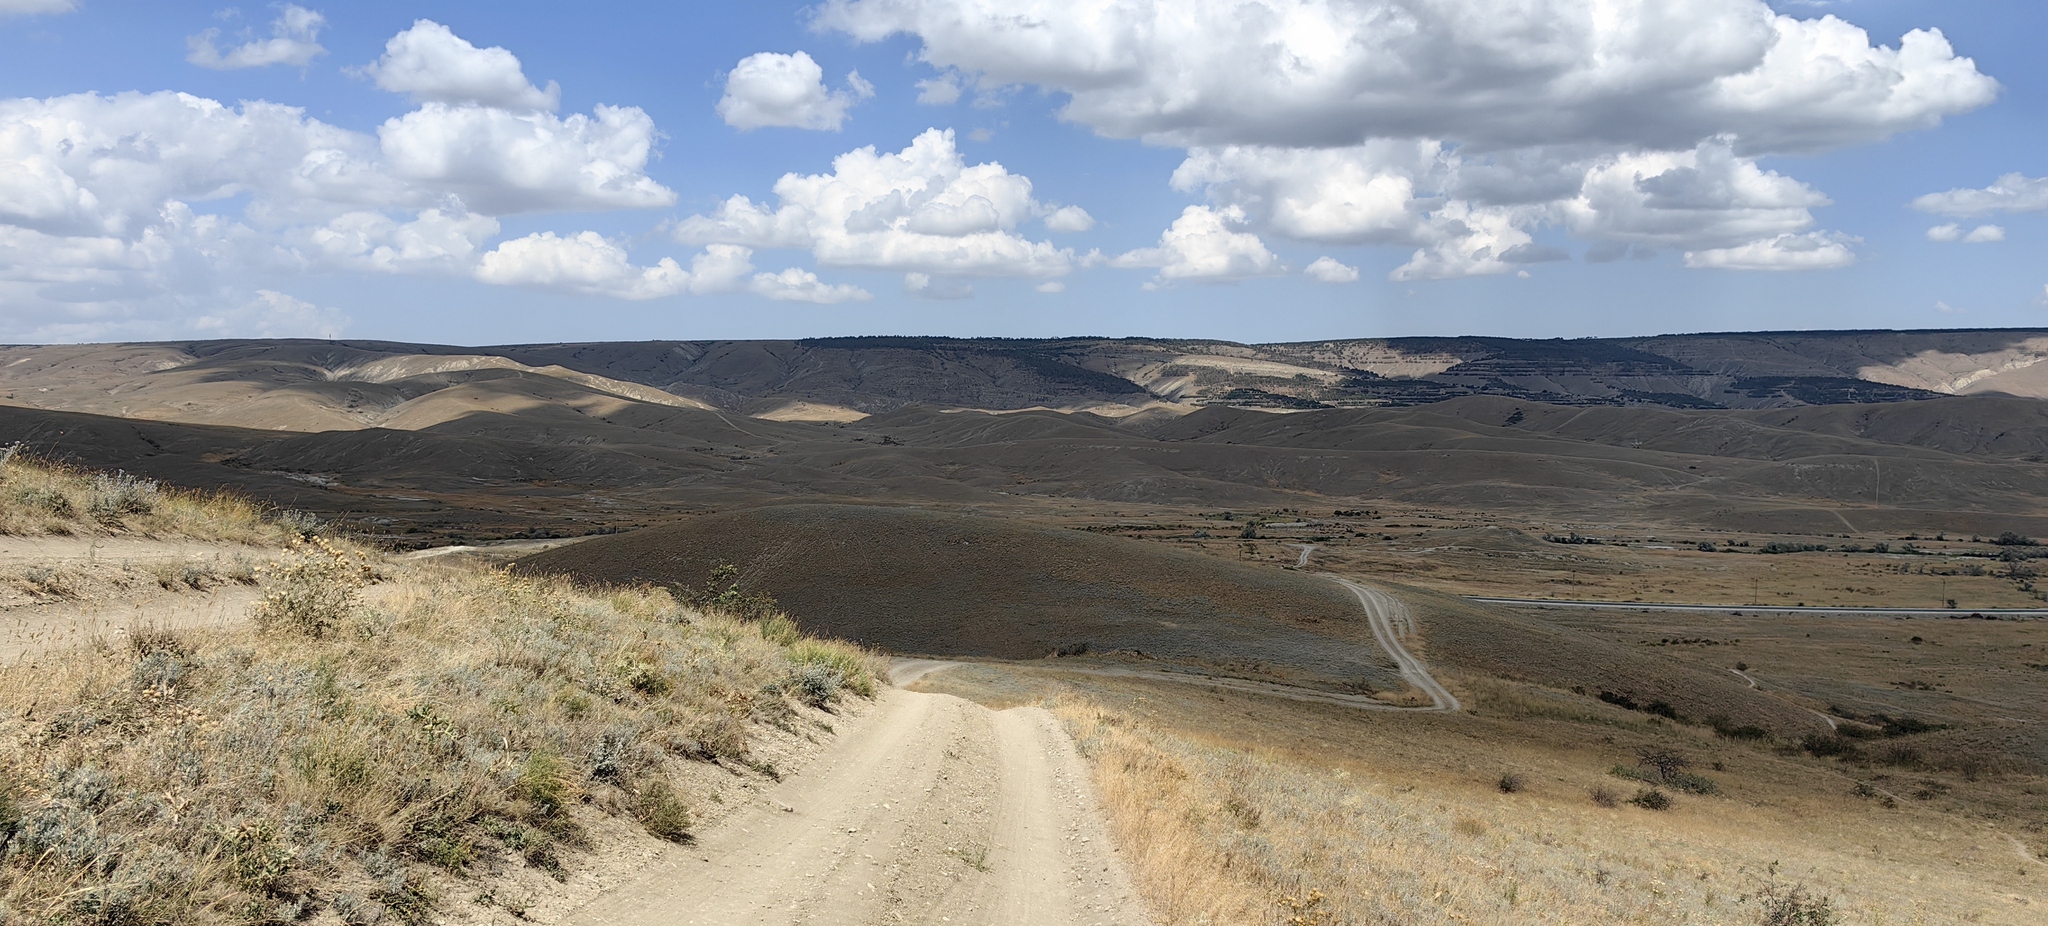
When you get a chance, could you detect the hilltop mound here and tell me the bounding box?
[518,504,1409,694]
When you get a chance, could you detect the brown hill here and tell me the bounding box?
[517,504,1411,694]
[7,331,2048,433]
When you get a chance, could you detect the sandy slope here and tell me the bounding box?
[562,687,1148,926]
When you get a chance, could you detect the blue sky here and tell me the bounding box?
[0,0,2043,345]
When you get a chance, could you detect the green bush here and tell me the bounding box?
[1629,788,1673,811]
[1667,772,1720,795]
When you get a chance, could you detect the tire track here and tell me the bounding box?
[1329,577,1461,712]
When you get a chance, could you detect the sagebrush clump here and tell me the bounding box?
[251,536,374,637]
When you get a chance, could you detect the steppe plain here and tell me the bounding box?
[2,330,2046,925]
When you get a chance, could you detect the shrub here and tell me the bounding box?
[252,536,372,637]
[1629,788,1674,811]
[680,711,749,760]
[689,562,781,619]
[1589,786,1619,808]
[1496,772,1527,793]
[1800,733,1862,761]
[787,639,877,699]
[1710,716,1771,740]
[1637,748,1691,781]
[636,779,692,842]
[1756,883,1836,926]
[278,509,325,539]
[1609,763,1658,784]
[18,485,74,518]
[1667,772,1720,795]
[793,664,844,708]
[515,752,575,818]
[85,471,160,522]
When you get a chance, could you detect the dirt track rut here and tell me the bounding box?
[564,688,1147,926]
[1331,577,1460,712]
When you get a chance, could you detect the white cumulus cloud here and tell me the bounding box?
[718,51,874,131]
[306,207,501,275]
[1113,205,1285,284]
[1913,173,2048,217]
[820,0,1994,152]
[1683,231,1857,270]
[187,4,327,70]
[916,72,964,105]
[821,0,1992,279]
[750,267,873,303]
[1042,205,1094,233]
[475,231,695,299]
[0,18,697,337]
[0,0,77,17]
[1171,134,1845,279]
[675,128,1078,278]
[1305,256,1359,283]
[363,20,560,111]
[1927,222,2007,243]
[474,234,868,303]
[377,103,675,214]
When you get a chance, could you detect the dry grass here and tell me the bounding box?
[1056,696,2031,926]
[0,449,283,545]
[1009,667,2042,926]
[0,555,882,925]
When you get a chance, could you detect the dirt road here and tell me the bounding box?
[1331,577,1461,712]
[563,687,1148,926]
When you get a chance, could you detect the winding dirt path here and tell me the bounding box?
[1329,577,1461,712]
[563,688,1147,926]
